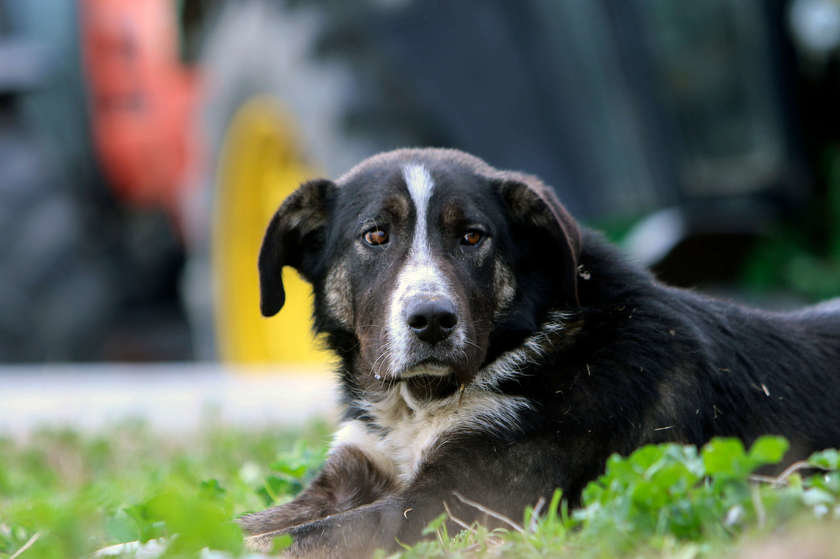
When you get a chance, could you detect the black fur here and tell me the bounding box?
[247,148,840,557]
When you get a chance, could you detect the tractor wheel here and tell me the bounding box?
[0,120,117,361]
[183,0,371,365]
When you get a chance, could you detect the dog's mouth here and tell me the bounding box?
[397,355,479,391]
[399,358,454,379]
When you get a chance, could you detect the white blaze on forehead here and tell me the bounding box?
[384,164,462,376]
[402,164,435,262]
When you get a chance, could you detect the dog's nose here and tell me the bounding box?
[405,298,458,344]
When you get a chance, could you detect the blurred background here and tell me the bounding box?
[1,0,840,428]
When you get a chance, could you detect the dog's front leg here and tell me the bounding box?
[267,435,564,557]
[278,496,408,558]
[268,476,530,557]
[240,445,397,551]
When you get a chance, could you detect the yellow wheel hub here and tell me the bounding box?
[212,96,331,366]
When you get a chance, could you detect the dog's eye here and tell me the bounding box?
[461,230,483,246]
[363,228,389,246]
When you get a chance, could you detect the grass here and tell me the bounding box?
[1,418,839,558]
[0,417,330,558]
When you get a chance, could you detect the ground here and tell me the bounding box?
[1,365,838,558]
[1,415,839,558]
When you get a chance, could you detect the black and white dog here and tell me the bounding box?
[243,148,840,556]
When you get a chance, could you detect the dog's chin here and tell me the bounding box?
[401,365,462,401]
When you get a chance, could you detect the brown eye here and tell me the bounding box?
[363,228,389,246]
[461,230,483,246]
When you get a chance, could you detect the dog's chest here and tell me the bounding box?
[375,387,466,484]
[333,384,530,487]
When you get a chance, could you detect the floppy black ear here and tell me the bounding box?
[497,174,582,307]
[258,178,336,317]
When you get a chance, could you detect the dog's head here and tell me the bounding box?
[258,149,581,387]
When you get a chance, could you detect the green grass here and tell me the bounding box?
[0,417,330,558]
[1,419,838,558]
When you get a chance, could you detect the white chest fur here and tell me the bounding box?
[331,384,531,487]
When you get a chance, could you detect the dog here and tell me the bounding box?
[242,148,840,556]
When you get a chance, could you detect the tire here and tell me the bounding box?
[0,121,117,361]
[183,0,374,363]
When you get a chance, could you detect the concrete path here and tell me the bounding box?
[0,364,340,437]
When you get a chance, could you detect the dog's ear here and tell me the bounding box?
[258,178,336,317]
[497,174,582,307]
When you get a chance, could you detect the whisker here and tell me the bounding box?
[461,338,481,350]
